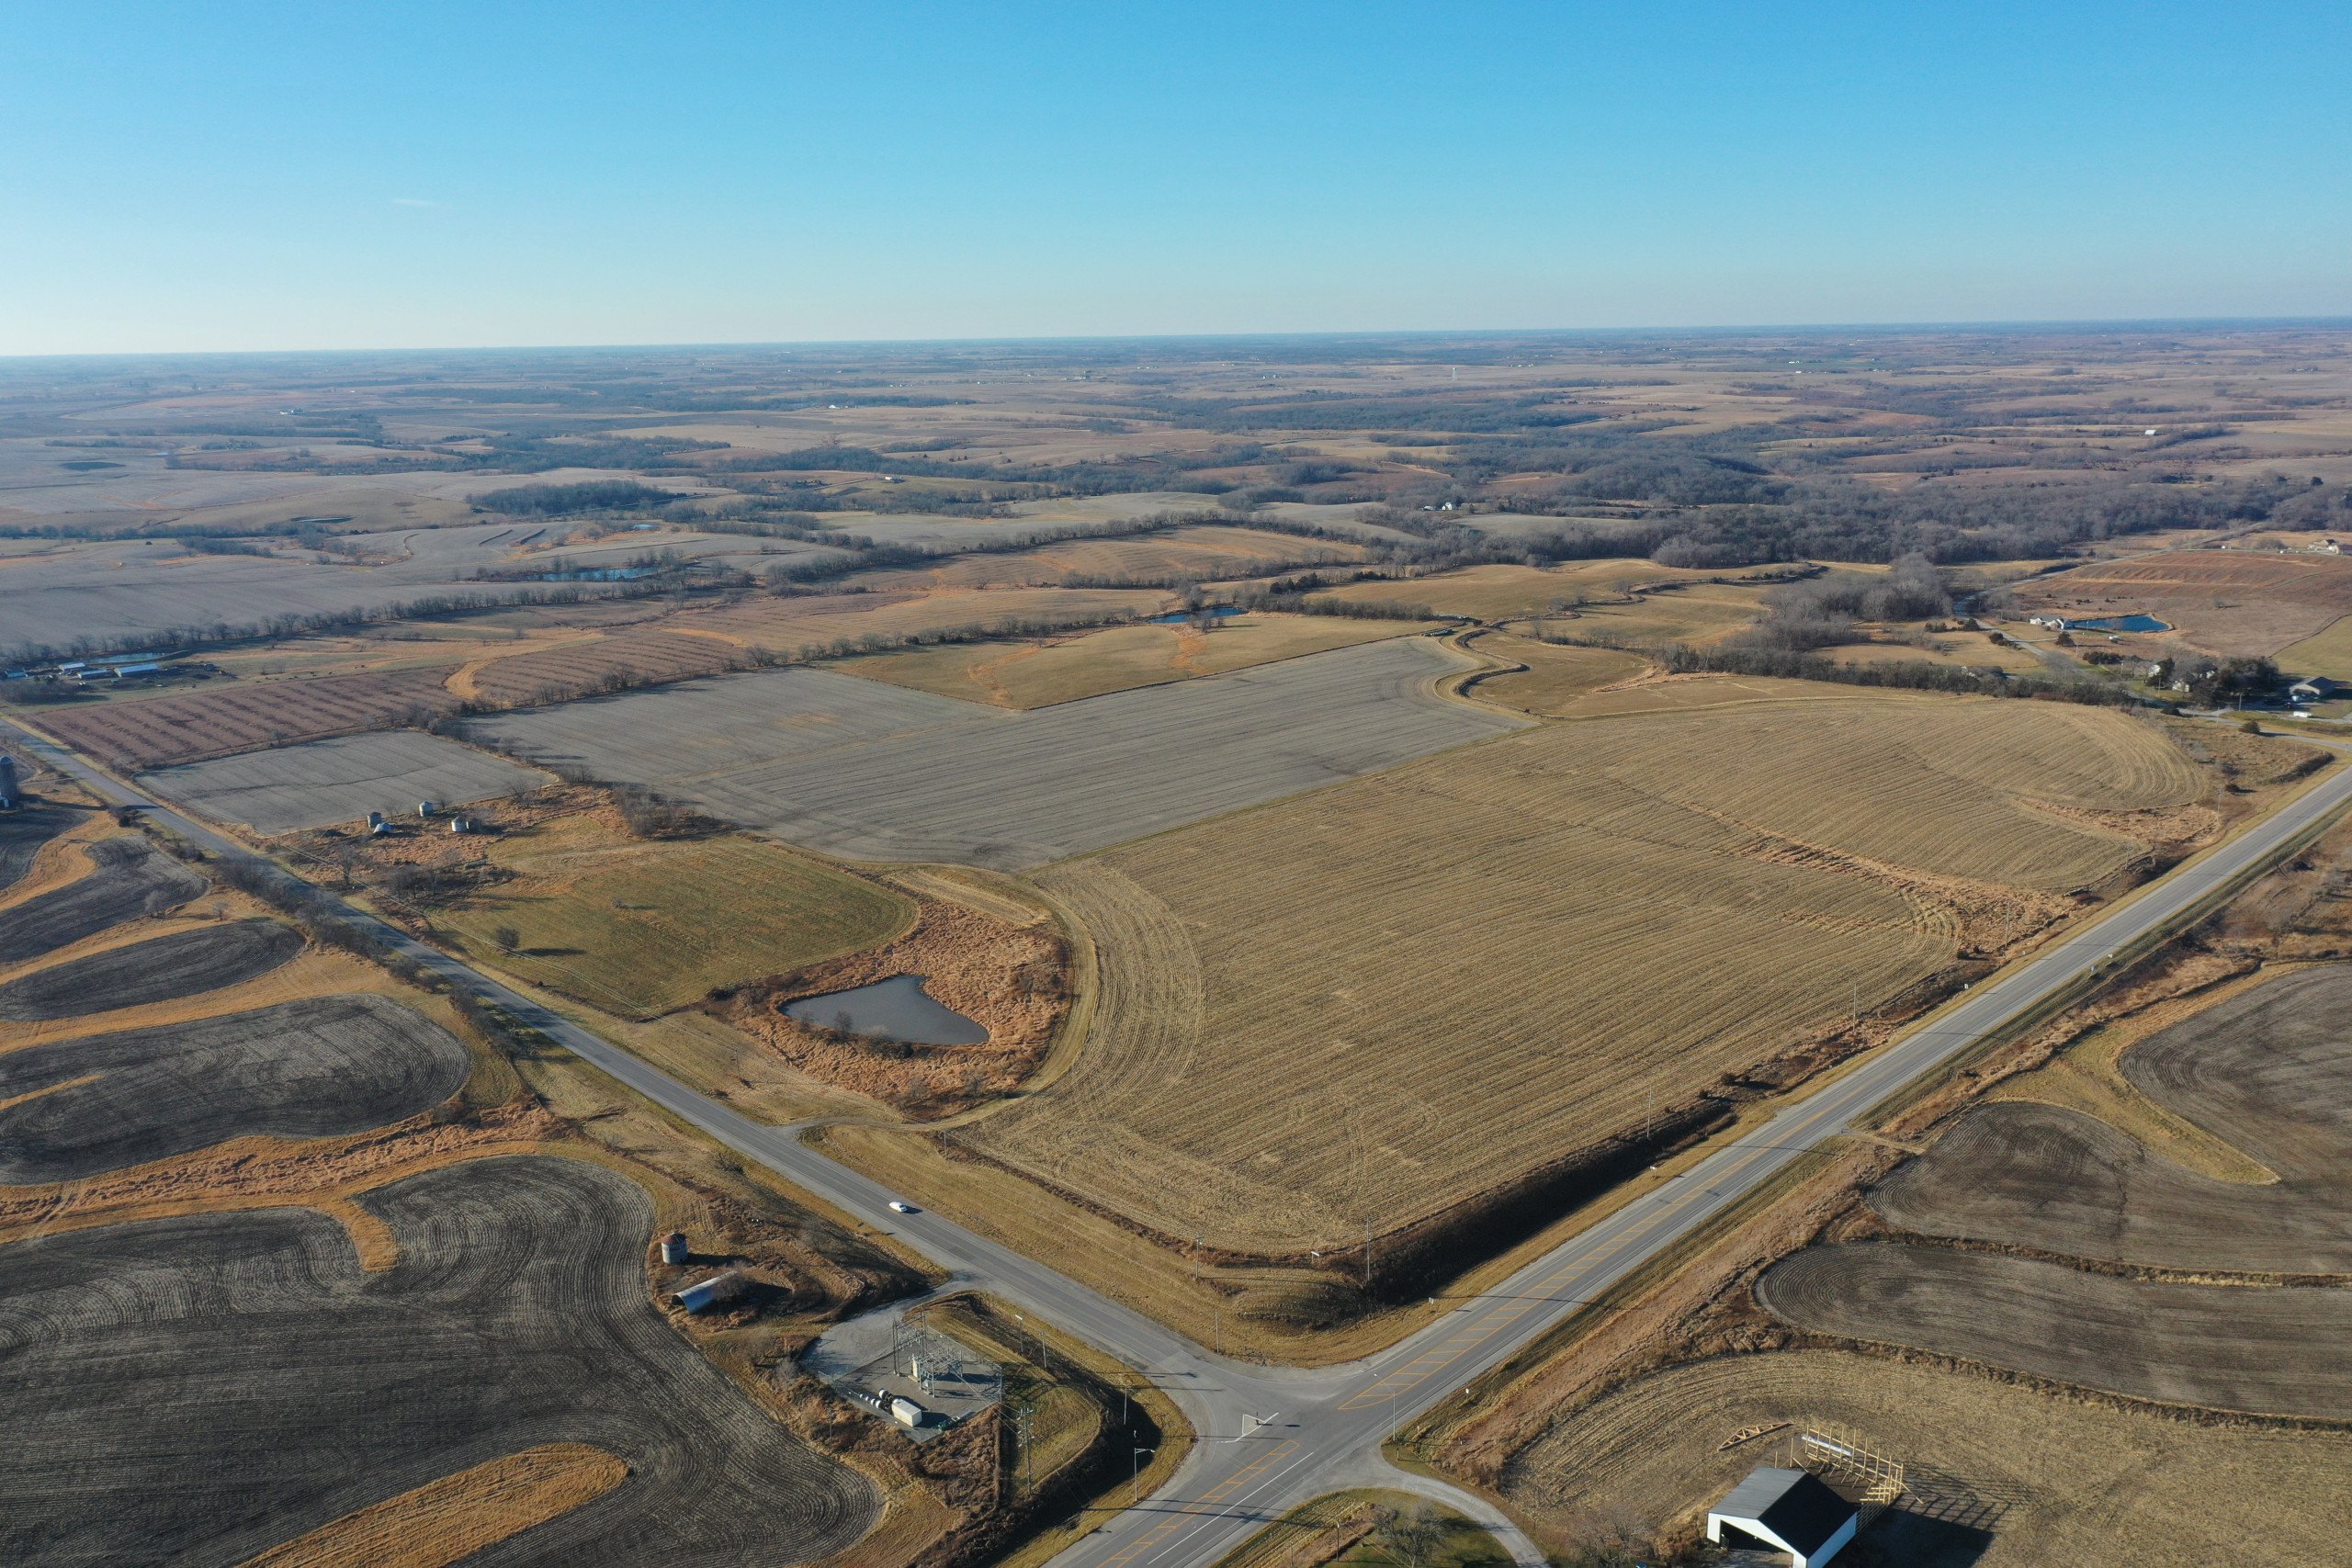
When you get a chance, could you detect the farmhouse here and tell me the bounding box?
[2290,677,2343,704]
[1705,1467,1858,1567]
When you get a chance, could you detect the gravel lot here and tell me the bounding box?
[0,1156,877,1565]
[0,919,302,1021]
[0,837,203,964]
[465,637,1523,867]
[140,730,552,834]
[0,993,469,1182]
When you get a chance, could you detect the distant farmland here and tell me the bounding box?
[833,613,1435,708]
[465,637,1521,868]
[34,667,459,771]
[962,697,2205,1256]
[458,627,747,707]
[141,731,551,834]
[2019,547,2352,657]
[843,524,1364,591]
[678,586,1169,656]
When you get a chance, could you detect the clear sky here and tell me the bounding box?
[5,2,2346,355]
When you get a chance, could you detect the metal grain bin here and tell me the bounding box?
[660,1232,690,1265]
[672,1269,743,1314]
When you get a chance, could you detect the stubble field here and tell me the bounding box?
[1500,1349,2352,1568]
[677,585,1169,657]
[832,613,1435,708]
[141,730,553,834]
[961,697,2205,1255]
[465,637,1522,868]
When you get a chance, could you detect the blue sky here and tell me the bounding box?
[3,2,2346,354]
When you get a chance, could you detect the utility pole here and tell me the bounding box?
[1131,1445,1153,1503]
[1363,1223,1374,1292]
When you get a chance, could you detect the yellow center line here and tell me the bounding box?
[1096,1441,1303,1567]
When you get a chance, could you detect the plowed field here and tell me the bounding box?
[35,666,460,770]
[964,697,2201,1253]
[1758,1243,2352,1417]
[0,1156,876,1566]
[0,805,76,891]
[0,993,470,1182]
[1501,1348,2352,1568]
[1871,964,2352,1270]
[0,838,203,964]
[0,919,301,1021]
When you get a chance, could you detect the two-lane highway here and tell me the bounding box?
[11,713,2347,1568]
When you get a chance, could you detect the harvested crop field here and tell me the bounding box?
[1872,967,2352,1270]
[961,697,2203,1253]
[34,666,461,771]
[676,586,1168,657]
[1312,560,1724,622]
[1551,581,1771,646]
[465,637,1521,868]
[1500,1348,2352,1568]
[1466,636,1651,716]
[845,524,1363,590]
[0,804,77,891]
[0,1155,876,1566]
[2019,548,2352,657]
[0,837,202,964]
[0,919,301,1021]
[0,993,470,1182]
[833,613,1434,708]
[440,814,914,1017]
[460,627,748,708]
[1757,1243,2352,1417]
[141,730,553,834]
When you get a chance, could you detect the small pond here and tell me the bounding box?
[2067,614,2170,633]
[1148,605,1243,624]
[785,975,989,1045]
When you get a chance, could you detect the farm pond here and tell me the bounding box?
[786,975,989,1045]
[2068,614,2172,633]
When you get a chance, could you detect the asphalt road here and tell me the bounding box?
[12,715,2350,1568]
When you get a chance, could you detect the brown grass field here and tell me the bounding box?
[2018,547,2352,657]
[676,586,1169,656]
[1500,1349,2352,1567]
[843,525,1362,590]
[1544,580,1773,646]
[235,1444,629,1568]
[2278,613,2352,681]
[33,667,459,771]
[959,696,2204,1256]
[831,613,1434,708]
[1463,635,1652,716]
[1311,560,1747,624]
[433,813,915,1018]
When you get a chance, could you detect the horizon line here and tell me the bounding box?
[7,313,2352,367]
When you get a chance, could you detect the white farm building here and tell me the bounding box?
[1706,1466,1858,1567]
